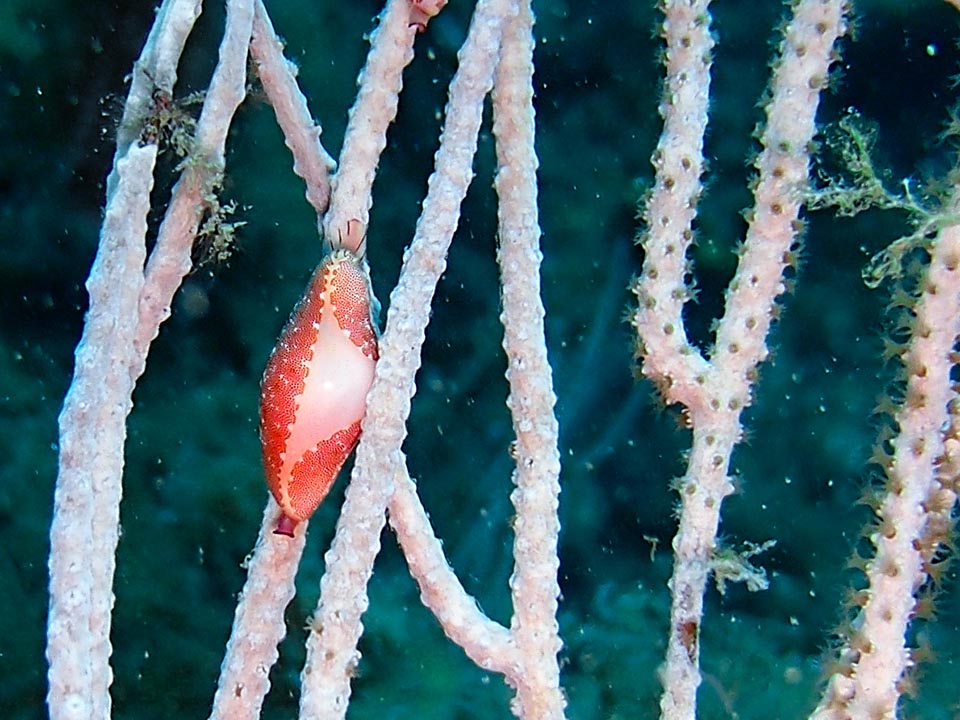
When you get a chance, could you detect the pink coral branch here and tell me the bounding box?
[208,501,307,720]
[632,2,848,718]
[812,216,960,719]
[136,0,255,353]
[46,2,202,716]
[322,0,419,253]
[249,0,336,220]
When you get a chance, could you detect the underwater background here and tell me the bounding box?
[1,0,959,718]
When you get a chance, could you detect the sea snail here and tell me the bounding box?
[259,226,379,537]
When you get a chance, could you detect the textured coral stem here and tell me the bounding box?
[812,214,960,720]
[637,3,847,719]
[493,1,565,717]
